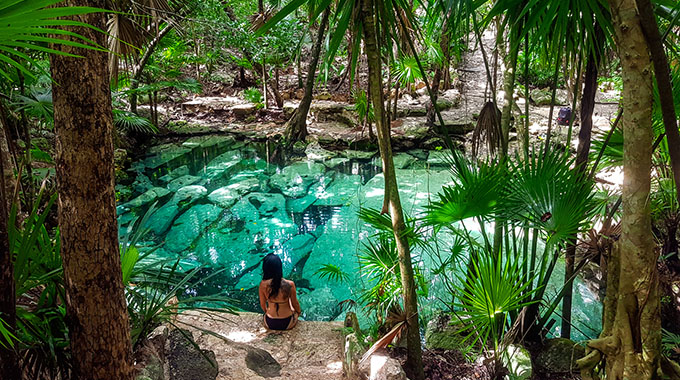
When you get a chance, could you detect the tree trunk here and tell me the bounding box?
[579,0,660,378]
[636,0,680,205]
[49,2,134,380]
[360,1,424,379]
[561,25,604,339]
[0,118,19,380]
[285,8,330,144]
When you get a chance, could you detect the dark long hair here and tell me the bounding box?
[262,253,283,299]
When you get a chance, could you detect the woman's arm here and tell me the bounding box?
[258,281,267,313]
[290,281,302,314]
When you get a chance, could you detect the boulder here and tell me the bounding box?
[305,141,337,161]
[324,157,350,169]
[171,185,207,207]
[424,312,468,350]
[314,174,362,206]
[123,187,171,209]
[208,178,260,208]
[169,165,190,179]
[358,348,408,380]
[530,88,553,106]
[276,234,316,274]
[269,162,329,198]
[373,153,416,170]
[145,204,179,236]
[232,103,257,117]
[533,338,586,374]
[205,150,242,179]
[503,344,532,380]
[165,204,223,252]
[286,194,317,213]
[402,123,431,139]
[244,345,281,378]
[426,150,450,167]
[235,269,262,290]
[168,175,201,192]
[165,329,218,380]
[132,174,154,194]
[343,150,377,160]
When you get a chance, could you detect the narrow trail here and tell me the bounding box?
[178,311,345,380]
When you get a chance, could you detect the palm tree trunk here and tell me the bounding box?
[49,2,134,380]
[578,0,660,377]
[562,25,604,339]
[0,117,19,380]
[636,0,680,204]
[361,1,424,378]
[285,8,330,143]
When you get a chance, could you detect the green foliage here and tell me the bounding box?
[392,55,424,88]
[113,110,158,135]
[453,252,536,350]
[0,317,16,349]
[517,50,562,89]
[662,329,680,358]
[352,89,374,125]
[244,87,264,106]
[12,88,53,126]
[314,264,350,283]
[0,0,102,78]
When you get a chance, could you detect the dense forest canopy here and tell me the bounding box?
[1,0,680,379]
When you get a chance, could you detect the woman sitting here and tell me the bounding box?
[258,253,301,330]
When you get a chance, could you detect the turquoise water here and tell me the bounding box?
[116,135,601,340]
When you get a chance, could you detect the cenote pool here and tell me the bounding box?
[116,135,601,340]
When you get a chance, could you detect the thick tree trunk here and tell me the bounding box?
[49,2,134,380]
[285,8,330,144]
[579,1,660,378]
[0,118,19,380]
[562,25,604,339]
[360,1,424,379]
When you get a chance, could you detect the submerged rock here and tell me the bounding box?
[165,204,223,252]
[276,233,316,275]
[269,162,328,198]
[426,150,451,167]
[168,175,202,191]
[343,150,377,160]
[122,187,171,209]
[298,287,341,321]
[145,204,180,236]
[172,185,208,207]
[314,174,362,206]
[324,157,350,169]
[169,165,190,179]
[205,150,242,179]
[286,194,317,213]
[208,178,260,208]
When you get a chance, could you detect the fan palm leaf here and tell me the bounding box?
[0,0,103,79]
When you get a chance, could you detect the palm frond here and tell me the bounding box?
[314,264,350,283]
[113,109,158,134]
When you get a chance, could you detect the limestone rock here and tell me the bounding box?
[168,175,201,192]
[244,345,281,378]
[424,312,467,350]
[534,338,585,374]
[503,344,532,380]
[123,187,171,209]
[208,178,260,208]
[171,185,207,207]
[276,233,316,274]
[530,88,553,106]
[343,150,377,160]
[426,150,450,167]
[132,174,154,194]
[165,329,218,380]
[269,162,329,198]
[205,150,242,179]
[358,349,407,380]
[305,141,337,161]
[324,157,350,169]
[169,165,190,179]
[314,174,362,206]
[286,194,317,213]
[145,204,179,236]
[165,204,223,252]
[373,153,416,170]
[232,103,257,117]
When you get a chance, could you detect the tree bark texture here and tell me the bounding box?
[583,0,660,378]
[360,0,424,378]
[285,7,330,144]
[49,2,134,380]
[636,0,680,204]
[0,119,19,380]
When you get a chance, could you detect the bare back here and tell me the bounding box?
[258,278,301,319]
